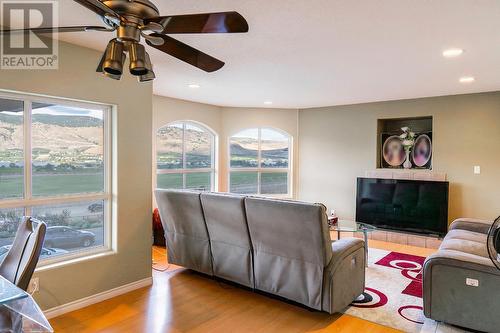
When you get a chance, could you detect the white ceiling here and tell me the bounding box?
[43,1,500,108]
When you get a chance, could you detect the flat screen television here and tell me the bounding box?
[356,178,449,236]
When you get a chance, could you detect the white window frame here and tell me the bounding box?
[156,121,217,191]
[0,90,113,266]
[228,127,292,197]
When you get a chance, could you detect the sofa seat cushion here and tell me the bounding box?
[440,233,488,258]
[445,229,487,244]
[440,228,489,259]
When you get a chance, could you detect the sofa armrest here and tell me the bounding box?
[424,250,498,275]
[330,238,365,268]
[423,249,499,316]
[321,238,365,314]
[423,249,500,331]
[449,218,493,234]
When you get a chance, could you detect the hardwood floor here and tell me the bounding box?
[51,240,436,333]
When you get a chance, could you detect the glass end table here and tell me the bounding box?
[0,275,53,332]
[329,219,376,267]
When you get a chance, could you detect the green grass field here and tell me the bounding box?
[230,172,288,194]
[157,171,287,195]
[0,169,287,200]
[157,172,211,191]
[0,172,104,199]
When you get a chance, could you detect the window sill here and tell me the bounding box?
[35,248,116,273]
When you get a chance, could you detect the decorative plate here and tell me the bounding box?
[412,134,432,167]
[382,135,405,167]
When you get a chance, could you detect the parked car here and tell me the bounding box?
[44,226,96,249]
[88,203,104,213]
[0,245,69,262]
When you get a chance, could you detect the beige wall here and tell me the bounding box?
[153,95,222,134]
[0,41,153,309]
[298,92,500,223]
[153,97,299,196]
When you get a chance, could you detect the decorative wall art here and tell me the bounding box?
[412,134,432,168]
[379,118,433,169]
[382,136,406,167]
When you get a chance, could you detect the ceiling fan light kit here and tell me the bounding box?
[102,39,125,76]
[128,43,148,76]
[139,53,156,82]
[0,0,249,83]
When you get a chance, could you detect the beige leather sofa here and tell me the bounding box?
[423,218,499,333]
[155,190,366,314]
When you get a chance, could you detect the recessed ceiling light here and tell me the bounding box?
[459,76,475,83]
[442,48,464,58]
[188,84,200,89]
[264,101,273,105]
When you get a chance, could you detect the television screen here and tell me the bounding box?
[356,178,449,236]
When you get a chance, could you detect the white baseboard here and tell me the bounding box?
[44,276,153,319]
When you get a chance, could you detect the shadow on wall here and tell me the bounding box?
[448,182,463,225]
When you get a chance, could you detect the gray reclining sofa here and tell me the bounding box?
[423,218,499,332]
[155,190,366,314]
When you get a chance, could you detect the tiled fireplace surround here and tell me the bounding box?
[333,230,443,249]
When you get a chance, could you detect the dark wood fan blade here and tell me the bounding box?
[145,34,224,72]
[145,11,249,34]
[72,0,119,20]
[0,26,114,35]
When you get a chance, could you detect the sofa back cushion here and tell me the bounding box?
[244,197,331,310]
[154,189,213,275]
[201,193,254,287]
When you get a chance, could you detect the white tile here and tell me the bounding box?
[371,231,388,241]
[365,170,393,179]
[408,235,427,248]
[420,319,438,333]
[393,171,411,180]
[425,238,442,249]
[387,232,408,245]
[435,322,469,333]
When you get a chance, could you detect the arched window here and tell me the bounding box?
[156,121,216,191]
[229,128,291,196]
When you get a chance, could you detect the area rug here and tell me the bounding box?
[344,248,428,332]
[343,249,471,333]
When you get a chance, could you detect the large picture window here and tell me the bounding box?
[229,128,291,196]
[156,121,216,191]
[0,92,112,264]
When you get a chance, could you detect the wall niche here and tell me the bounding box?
[377,116,433,170]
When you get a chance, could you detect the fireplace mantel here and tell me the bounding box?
[365,170,447,182]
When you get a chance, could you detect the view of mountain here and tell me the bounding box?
[0,113,103,127]
[0,113,103,166]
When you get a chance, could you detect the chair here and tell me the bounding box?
[0,217,46,332]
[0,217,47,290]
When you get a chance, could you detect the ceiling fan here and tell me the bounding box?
[0,0,249,82]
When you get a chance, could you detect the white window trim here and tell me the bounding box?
[155,121,217,191]
[0,90,113,266]
[228,127,292,198]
